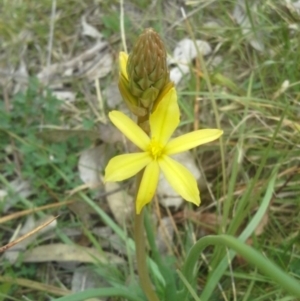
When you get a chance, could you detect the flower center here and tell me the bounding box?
[148,138,163,160]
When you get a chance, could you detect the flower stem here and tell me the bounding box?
[134,116,159,301]
[134,208,159,301]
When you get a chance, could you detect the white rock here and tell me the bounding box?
[171,38,212,65]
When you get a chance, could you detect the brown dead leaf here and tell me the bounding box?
[98,123,123,144]
[22,243,124,265]
[78,145,104,188]
[104,83,123,109]
[104,182,133,226]
[3,215,57,263]
[37,41,108,84]
[3,178,33,212]
[81,16,103,40]
[84,52,113,81]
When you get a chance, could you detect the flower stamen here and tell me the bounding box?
[148,138,163,160]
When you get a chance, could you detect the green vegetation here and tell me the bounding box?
[0,1,299,300]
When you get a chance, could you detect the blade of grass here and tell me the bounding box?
[179,171,277,300]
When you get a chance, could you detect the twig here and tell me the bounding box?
[47,0,57,70]
[0,216,58,253]
[120,0,127,53]
[95,78,108,124]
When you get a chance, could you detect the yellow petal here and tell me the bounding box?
[109,111,150,150]
[165,129,223,155]
[152,81,174,112]
[136,161,160,214]
[149,87,180,146]
[105,153,151,182]
[119,52,129,81]
[159,156,200,206]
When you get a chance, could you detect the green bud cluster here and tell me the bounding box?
[126,28,170,109]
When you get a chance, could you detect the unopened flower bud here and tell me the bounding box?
[127,28,170,108]
[118,28,173,117]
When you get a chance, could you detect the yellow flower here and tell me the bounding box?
[104,87,223,214]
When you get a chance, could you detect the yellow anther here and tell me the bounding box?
[148,138,163,160]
